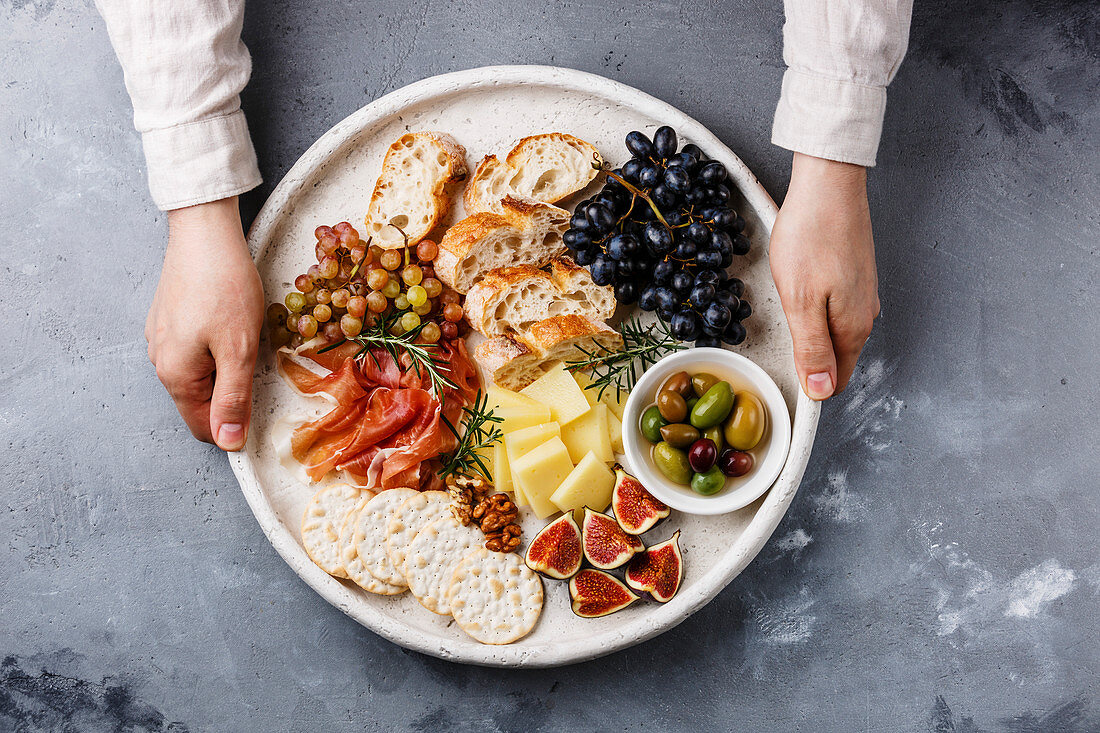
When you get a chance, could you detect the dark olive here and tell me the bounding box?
[688,438,718,473]
[640,405,667,443]
[691,372,720,398]
[660,423,700,448]
[662,370,693,397]
[657,389,688,423]
[718,448,754,477]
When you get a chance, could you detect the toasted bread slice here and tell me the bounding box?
[463,259,616,338]
[435,197,569,293]
[465,133,601,215]
[475,315,624,390]
[364,132,468,249]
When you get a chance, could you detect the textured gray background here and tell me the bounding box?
[2,0,1098,731]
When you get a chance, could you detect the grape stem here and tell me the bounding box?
[594,161,671,229]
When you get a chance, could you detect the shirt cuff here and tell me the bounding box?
[771,68,886,168]
[141,110,262,211]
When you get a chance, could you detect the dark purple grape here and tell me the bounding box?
[682,143,705,161]
[622,158,645,184]
[726,277,745,298]
[563,229,591,251]
[574,247,597,266]
[702,322,723,337]
[653,259,676,284]
[695,269,721,285]
[638,285,659,311]
[704,302,732,330]
[670,309,702,341]
[686,186,707,206]
[569,212,590,231]
[606,234,638,261]
[713,289,740,313]
[695,335,722,348]
[730,233,750,256]
[666,152,698,173]
[614,280,640,304]
[663,166,692,194]
[671,271,694,295]
[652,184,679,210]
[673,239,697,260]
[690,282,716,306]
[655,286,678,313]
[626,131,655,158]
[590,255,617,285]
[721,320,747,345]
[735,299,752,321]
[638,165,661,189]
[719,248,734,269]
[711,207,737,230]
[697,249,722,269]
[699,161,728,185]
[644,223,674,256]
[664,210,686,227]
[686,222,711,244]
[653,126,678,158]
[585,202,615,234]
[707,185,731,205]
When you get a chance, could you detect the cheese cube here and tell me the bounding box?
[560,403,613,464]
[503,422,561,458]
[551,452,616,515]
[520,362,591,426]
[486,387,552,434]
[606,407,623,454]
[490,441,514,498]
[571,370,601,407]
[510,437,574,518]
[600,388,627,421]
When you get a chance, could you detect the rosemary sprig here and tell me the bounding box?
[440,390,503,481]
[566,315,686,400]
[320,312,459,401]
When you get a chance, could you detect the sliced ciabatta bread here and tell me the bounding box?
[463,259,616,338]
[475,315,624,390]
[435,197,568,293]
[465,133,601,216]
[363,132,467,249]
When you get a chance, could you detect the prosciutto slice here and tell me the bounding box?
[277,338,480,491]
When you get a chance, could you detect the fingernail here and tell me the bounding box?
[806,372,834,400]
[217,423,245,450]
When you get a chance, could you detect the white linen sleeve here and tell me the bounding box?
[95,0,262,210]
[772,0,914,167]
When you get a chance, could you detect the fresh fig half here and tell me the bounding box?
[625,531,683,603]
[612,466,671,535]
[524,513,583,580]
[582,507,645,570]
[569,569,641,618]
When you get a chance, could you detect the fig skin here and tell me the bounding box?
[625,531,684,603]
[611,467,671,535]
[582,507,644,570]
[525,513,583,580]
[569,569,641,618]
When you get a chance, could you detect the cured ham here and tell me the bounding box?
[278,338,480,491]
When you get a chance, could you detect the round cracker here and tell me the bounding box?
[352,487,418,586]
[301,483,366,577]
[385,490,452,577]
[448,548,544,645]
[341,497,406,596]
[404,516,483,614]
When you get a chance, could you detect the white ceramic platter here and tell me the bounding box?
[231,65,820,667]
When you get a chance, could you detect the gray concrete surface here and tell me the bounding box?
[2,0,1098,730]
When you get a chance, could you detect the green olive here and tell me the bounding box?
[640,405,667,443]
[653,442,693,485]
[659,423,700,449]
[692,372,720,398]
[689,381,735,429]
[686,396,699,412]
[703,425,725,452]
[657,389,688,423]
[662,371,693,397]
[691,466,726,495]
[723,390,767,450]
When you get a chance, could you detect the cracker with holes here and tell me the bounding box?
[342,495,406,596]
[404,516,483,614]
[385,490,452,577]
[448,548,544,644]
[301,483,366,578]
[350,487,418,587]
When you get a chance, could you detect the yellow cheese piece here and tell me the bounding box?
[600,388,627,421]
[571,370,601,407]
[510,437,574,518]
[490,441,515,500]
[520,361,592,426]
[485,387,552,434]
[505,424,560,506]
[606,407,623,454]
[560,403,613,464]
[551,452,616,515]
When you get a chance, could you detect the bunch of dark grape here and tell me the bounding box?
[562,126,753,347]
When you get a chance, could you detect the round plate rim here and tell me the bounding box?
[230,64,820,668]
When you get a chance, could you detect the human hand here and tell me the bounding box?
[769,153,880,400]
[145,197,264,449]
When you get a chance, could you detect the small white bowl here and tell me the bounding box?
[622,348,792,515]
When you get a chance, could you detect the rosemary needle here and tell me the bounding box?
[567,315,686,401]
